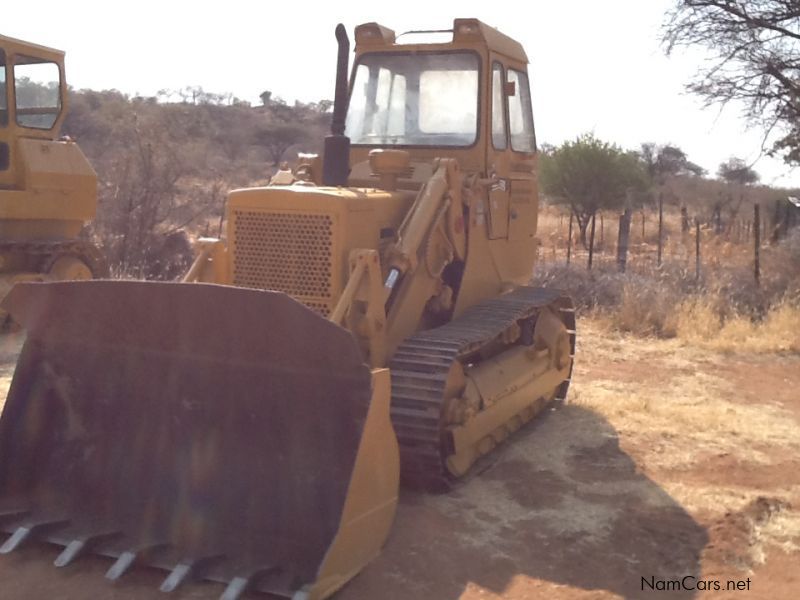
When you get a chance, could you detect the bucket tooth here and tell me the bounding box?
[105,551,136,581]
[0,528,31,554]
[220,566,280,600]
[54,541,86,568]
[160,554,225,593]
[54,531,122,567]
[160,563,192,593]
[220,577,249,600]
[105,542,168,581]
[0,518,69,554]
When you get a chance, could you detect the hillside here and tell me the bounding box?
[61,88,330,277]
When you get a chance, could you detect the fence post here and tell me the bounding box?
[714,203,723,234]
[754,203,761,286]
[600,212,605,249]
[695,220,701,281]
[681,206,690,234]
[588,212,596,271]
[567,212,573,266]
[773,199,782,243]
[641,210,646,242]
[657,192,664,267]
[617,208,632,273]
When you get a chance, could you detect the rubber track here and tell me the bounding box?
[389,286,576,490]
[0,240,109,277]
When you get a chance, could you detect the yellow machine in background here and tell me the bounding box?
[0,34,106,317]
[0,21,574,600]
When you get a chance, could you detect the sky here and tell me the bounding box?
[5,0,799,187]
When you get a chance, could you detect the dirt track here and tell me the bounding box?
[0,322,798,599]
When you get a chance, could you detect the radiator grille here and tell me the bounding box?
[232,210,334,316]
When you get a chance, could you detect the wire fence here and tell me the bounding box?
[537,202,800,285]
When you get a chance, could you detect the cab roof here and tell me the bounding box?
[0,34,64,60]
[354,19,527,63]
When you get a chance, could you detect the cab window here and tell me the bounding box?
[491,62,507,150]
[0,49,7,127]
[14,55,61,130]
[507,68,536,153]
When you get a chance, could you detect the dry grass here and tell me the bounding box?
[536,218,800,352]
[757,508,800,556]
[676,300,800,353]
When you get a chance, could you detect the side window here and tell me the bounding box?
[507,68,536,153]
[0,49,7,127]
[14,56,61,130]
[0,49,8,171]
[491,62,507,150]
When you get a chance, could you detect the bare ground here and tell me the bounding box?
[0,320,798,599]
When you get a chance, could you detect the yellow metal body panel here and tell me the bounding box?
[305,368,399,599]
[0,139,96,235]
[224,185,413,317]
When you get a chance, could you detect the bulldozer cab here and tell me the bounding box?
[0,35,67,190]
[345,19,538,242]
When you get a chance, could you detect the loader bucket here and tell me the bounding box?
[0,280,399,600]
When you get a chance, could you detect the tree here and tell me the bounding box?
[663,1,800,163]
[104,114,185,273]
[639,143,705,183]
[711,157,760,232]
[717,156,760,184]
[638,144,705,225]
[313,99,334,113]
[253,122,308,165]
[539,134,648,247]
[259,90,273,106]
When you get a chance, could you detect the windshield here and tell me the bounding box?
[345,51,479,147]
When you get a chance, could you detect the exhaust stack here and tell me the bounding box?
[322,24,351,186]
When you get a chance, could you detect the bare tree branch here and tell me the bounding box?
[663,1,800,163]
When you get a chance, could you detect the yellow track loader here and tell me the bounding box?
[0,20,575,600]
[0,34,107,321]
